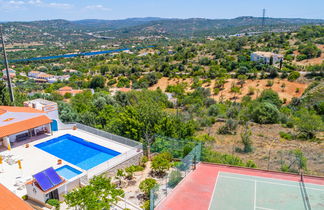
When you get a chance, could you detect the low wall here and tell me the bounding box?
[104,153,143,177]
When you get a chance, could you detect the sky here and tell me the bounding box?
[0,0,324,22]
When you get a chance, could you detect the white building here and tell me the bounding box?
[251,51,283,64]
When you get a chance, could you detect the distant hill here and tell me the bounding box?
[2,17,324,43]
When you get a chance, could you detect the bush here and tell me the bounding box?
[288,71,300,81]
[142,200,150,210]
[241,127,253,153]
[140,156,148,167]
[266,80,274,87]
[168,170,183,188]
[64,92,72,99]
[21,195,28,200]
[257,89,282,107]
[151,152,172,174]
[252,102,280,124]
[217,119,238,135]
[46,199,60,210]
[245,160,257,168]
[139,178,157,197]
[279,131,294,140]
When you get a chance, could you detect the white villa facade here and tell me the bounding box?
[251,51,283,64]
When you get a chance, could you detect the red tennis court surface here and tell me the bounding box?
[155,163,324,210]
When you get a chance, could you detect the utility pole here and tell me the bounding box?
[262,8,266,29]
[0,25,14,103]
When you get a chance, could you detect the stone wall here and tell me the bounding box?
[104,152,143,177]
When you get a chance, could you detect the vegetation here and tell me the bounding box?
[64,176,124,209]
[139,178,158,198]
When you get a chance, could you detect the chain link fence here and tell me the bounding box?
[150,140,201,210]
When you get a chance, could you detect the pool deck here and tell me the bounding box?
[0,129,133,197]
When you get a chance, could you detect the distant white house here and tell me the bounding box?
[251,51,283,64]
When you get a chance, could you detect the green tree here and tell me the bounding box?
[252,102,280,124]
[90,75,106,89]
[64,176,124,210]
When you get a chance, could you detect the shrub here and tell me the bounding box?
[21,195,28,200]
[245,160,257,168]
[252,102,280,124]
[279,131,294,140]
[151,152,172,174]
[288,71,300,81]
[168,170,183,188]
[208,104,220,117]
[140,156,148,167]
[257,89,282,107]
[247,86,255,95]
[142,200,150,210]
[266,80,274,87]
[64,92,72,99]
[241,127,253,153]
[217,119,238,135]
[46,199,60,210]
[139,178,157,197]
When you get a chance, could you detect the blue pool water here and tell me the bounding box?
[35,134,121,170]
[56,165,82,180]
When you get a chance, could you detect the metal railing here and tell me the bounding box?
[75,123,142,148]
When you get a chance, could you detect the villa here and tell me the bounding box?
[251,51,283,64]
[0,99,143,206]
[56,86,84,96]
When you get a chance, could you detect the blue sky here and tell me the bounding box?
[1,0,324,21]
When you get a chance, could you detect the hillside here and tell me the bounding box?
[2,17,324,44]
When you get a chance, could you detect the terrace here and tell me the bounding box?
[0,124,142,199]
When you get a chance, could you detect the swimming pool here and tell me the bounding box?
[35,134,121,170]
[56,165,82,180]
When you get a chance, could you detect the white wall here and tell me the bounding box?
[26,183,47,203]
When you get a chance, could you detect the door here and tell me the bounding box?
[51,120,58,131]
[48,189,59,200]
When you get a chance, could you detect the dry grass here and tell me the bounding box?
[200,123,324,176]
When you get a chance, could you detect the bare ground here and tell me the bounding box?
[150,77,308,103]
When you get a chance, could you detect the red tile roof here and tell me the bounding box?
[0,106,45,113]
[0,115,52,138]
[0,184,33,210]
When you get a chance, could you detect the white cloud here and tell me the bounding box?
[47,2,72,9]
[1,0,72,9]
[85,4,111,11]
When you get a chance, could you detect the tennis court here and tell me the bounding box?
[209,172,324,210]
[156,163,324,210]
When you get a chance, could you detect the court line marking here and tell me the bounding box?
[256,207,275,210]
[208,172,220,210]
[254,180,257,210]
[218,174,324,192]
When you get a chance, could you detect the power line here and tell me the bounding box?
[0,25,14,103]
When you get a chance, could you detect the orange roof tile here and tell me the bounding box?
[59,86,73,91]
[0,184,33,210]
[0,115,52,138]
[0,106,45,113]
